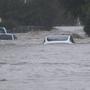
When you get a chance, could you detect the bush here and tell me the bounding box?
[84,15,90,36]
[0,19,19,29]
[84,25,90,36]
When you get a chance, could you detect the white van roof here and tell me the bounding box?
[44,35,74,44]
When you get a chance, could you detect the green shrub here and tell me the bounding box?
[0,19,19,29]
[84,25,90,36]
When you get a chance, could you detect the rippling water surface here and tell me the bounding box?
[0,40,90,90]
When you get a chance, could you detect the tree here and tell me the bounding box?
[60,0,85,24]
[60,0,90,36]
[82,2,90,36]
[23,0,60,27]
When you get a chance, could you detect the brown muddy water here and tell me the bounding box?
[0,33,90,90]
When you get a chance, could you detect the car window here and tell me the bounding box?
[0,28,5,33]
[47,36,68,41]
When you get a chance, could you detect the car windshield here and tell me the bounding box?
[47,36,68,41]
[0,28,5,33]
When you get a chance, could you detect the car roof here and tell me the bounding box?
[47,35,70,38]
[45,35,72,42]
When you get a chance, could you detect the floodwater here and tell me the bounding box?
[0,33,90,90]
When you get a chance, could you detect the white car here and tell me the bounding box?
[0,27,17,40]
[44,35,74,44]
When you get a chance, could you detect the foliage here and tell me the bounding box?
[61,0,90,36]
[0,0,90,35]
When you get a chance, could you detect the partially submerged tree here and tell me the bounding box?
[60,0,90,36]
[0,0,90,34]
[82,1,90,36]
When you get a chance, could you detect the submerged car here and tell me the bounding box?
[44,35,74,44]
[0,27,17,40]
